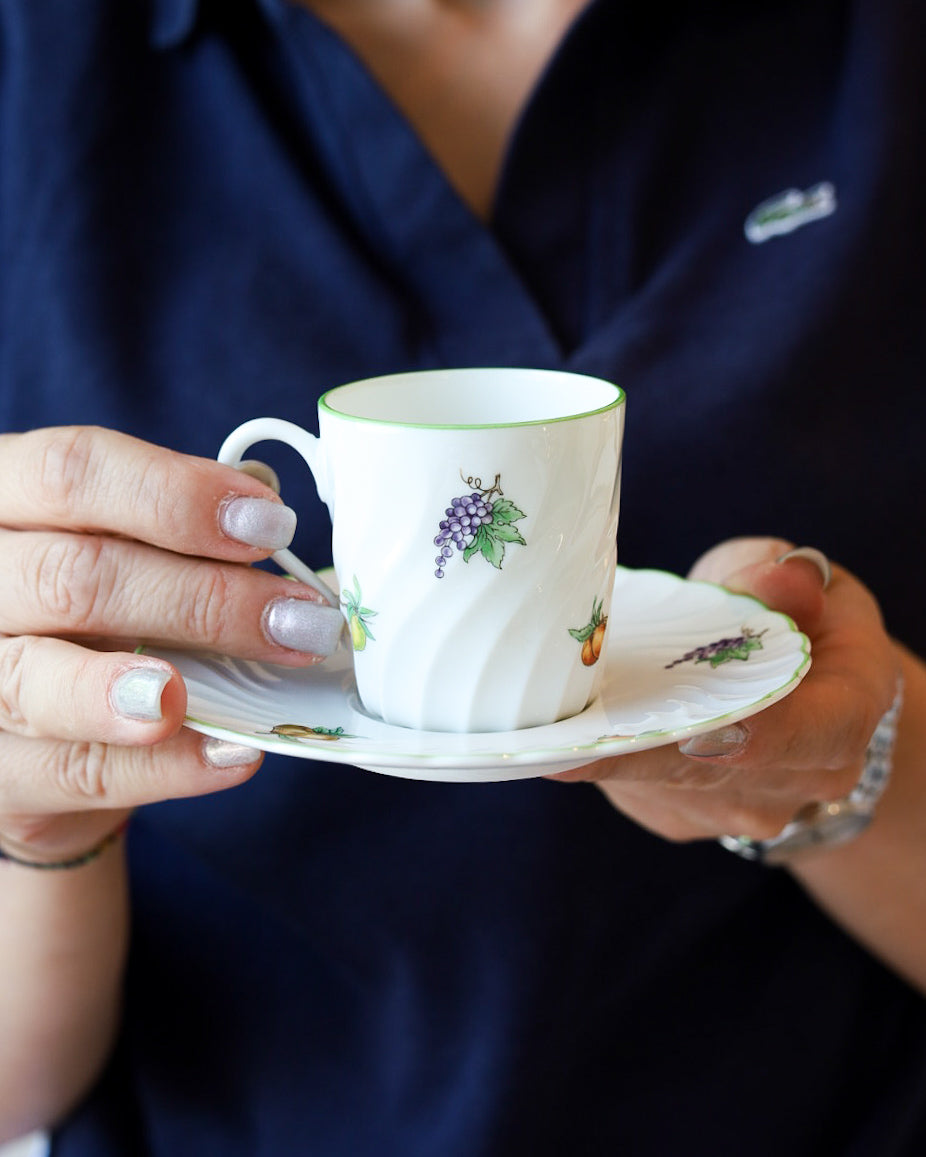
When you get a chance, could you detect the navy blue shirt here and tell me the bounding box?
[2,1,926,1153]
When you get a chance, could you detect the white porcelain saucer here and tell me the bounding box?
[146,567,810,783]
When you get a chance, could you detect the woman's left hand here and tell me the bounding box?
[556,537,926,993]
[556,537,899,845]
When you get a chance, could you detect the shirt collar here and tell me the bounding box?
[149,0,202,49]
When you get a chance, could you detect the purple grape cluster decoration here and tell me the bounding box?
[433,473,526,578]
[664,627,767,669]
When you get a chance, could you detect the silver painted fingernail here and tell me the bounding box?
[202,737,261,769]
[679,723,749,758]
[776,546,832,589]
[264,597,344,656]
[111,667,171,722]
[220,496,297,550]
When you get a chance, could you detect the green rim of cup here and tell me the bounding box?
[319,369,625,431]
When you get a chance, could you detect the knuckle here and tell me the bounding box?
[723,805,791,843]
[666,761,737,791]
[0,636,31,732]
[29,426,101,520]
[134,451,183,528]
[27,534,111,629]
[181,567,233,647]
[820,762,866,802]
[53,741,113,803]
[850,693,887,758]
[813,689,886,778]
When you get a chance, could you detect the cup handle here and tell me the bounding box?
[217,418,339,607]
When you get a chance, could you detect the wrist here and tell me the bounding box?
[0,813,132,871]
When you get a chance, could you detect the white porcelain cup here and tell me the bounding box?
[218,368,625,732]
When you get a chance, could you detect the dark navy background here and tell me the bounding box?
[2,0,926,1152]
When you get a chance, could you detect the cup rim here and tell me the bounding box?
[319,367,625,430]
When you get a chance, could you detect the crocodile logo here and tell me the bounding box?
[744,182,837,244]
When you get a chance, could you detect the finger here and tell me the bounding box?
[578,661,888,798]
[0,636,186,743]
[691,668,893,784]
[551,749,806,842]
[701,563,897,776]
[595,777,803,844]
[722,555,827,634]
[0,727,262,817]
[558,569,896,796]
[690,537,828,633]
[685,550,895,780]
[691,539,832,591]
[551,729,837,797]
[0,531,344,664]
[555,669,881,817]
[688,536,796,582]
[0,427,296,559]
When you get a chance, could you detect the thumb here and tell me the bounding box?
[690,539,830,633]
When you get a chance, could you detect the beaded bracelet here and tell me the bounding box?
[0,817,131,871]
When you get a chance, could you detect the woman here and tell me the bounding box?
[1,0,925,1152]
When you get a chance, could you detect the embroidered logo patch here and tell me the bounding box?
[744,181,837,243]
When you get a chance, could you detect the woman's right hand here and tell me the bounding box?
[0,426,345,865]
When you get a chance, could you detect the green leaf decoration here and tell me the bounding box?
[341,575,377,651]
[462,519,523,569]
[491,522,527,544]
[480,532,506,569]
[569,598,605,642]
[569,623,595,642]
[492,499,526,525]
[707,636,764,666]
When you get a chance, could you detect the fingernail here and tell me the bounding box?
[679,723,749,758]
[111,667,172,722]
[776,546,832,590]
[202,737,261,769]
[220,496,297,550]
[264,597,344,656]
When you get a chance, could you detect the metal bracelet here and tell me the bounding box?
[719,675,904,864]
